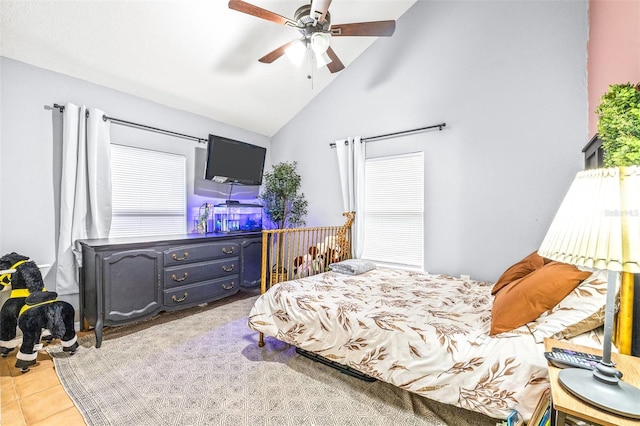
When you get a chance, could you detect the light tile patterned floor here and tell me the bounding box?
[1,339,87,426]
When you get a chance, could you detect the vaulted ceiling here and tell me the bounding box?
[0,0,416,136]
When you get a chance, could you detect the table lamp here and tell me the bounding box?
[538,166,640,418]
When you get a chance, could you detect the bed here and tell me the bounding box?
[248,225,625,422]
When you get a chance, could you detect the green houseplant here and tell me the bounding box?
[595,82,640,167]
[259,161,308,229]
[259,161,308,278]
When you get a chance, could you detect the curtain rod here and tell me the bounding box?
[329,122,447,148]
[51,104,208,144]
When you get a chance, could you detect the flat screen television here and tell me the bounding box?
[204,134,266,186]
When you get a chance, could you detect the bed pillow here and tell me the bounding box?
[329,259,377,275]
[491,251,547,295]
[490,261,592,336]
[527,269,608,343]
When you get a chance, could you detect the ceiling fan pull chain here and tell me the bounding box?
[308,48,314,89]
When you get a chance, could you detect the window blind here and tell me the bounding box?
[362,152,424,269]
[110,144,187,238]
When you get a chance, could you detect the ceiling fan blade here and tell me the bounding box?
[228,0,299,28]
[325,47,345,73]
[310,0,332,24]
[331,20,396,37]
[258,39,298,64]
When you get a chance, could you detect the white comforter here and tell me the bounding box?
[248,268,551,421]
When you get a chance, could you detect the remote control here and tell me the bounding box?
[544,351,600,370]
[544,351,624,378]
[551,347,602,361]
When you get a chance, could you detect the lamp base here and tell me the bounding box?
[559,367,640,419]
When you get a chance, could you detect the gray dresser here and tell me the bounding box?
[79,232,261,347]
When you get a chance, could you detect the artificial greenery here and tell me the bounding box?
[259,161,308,229]
[595,82,640,167]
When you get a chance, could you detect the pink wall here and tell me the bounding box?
[588,0,640,138]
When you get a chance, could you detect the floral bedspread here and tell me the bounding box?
[248,268,551,421]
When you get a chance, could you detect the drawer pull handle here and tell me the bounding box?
[222,282,235,290]
[222,264,235,272]
[172,292,188,303]
[222,247,235,254]
[172,252,189,261]
[171,272,189,282]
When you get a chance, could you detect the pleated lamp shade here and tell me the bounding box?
[538,166,640,419]
[538,166,640,274]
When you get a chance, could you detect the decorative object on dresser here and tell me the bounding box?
[195,202,213,234]
[538,166,640,418]
[79,232,261,347]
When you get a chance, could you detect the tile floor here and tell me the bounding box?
[1,338,87,426]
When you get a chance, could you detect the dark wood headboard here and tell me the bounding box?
[582,134,605,170]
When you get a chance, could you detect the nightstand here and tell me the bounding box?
[544,338,640,426]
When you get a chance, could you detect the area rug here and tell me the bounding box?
[48,295,496,426]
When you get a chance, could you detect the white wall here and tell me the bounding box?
[271,0,589,282]
[0,57,271,305]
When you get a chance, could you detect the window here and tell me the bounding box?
[110,144,186,238]
[361,152,424,269]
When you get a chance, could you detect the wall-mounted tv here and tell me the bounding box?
[204,134,267,186]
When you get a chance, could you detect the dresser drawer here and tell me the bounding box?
[164,242,239,266]
[163,276,238,307]
[163,258,238,289]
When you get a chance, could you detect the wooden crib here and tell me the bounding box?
[260,223,353,293]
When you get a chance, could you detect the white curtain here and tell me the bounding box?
[335,136,366,258]
[55,103,112,295]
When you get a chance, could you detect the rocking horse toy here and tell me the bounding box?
[16,289,78,372]
[0,252,78,372]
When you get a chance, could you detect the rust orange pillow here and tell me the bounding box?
[490,261,592,336]
[491,251,548,295]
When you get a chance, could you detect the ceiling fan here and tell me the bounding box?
[228,0,396,73]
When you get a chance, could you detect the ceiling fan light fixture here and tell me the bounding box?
[315,51,332,68]
[310,32,331,54]
[285,39,307,65]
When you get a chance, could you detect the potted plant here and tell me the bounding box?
[595,82,640,167]
[259,161,308,279]
[259,161,308,229]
